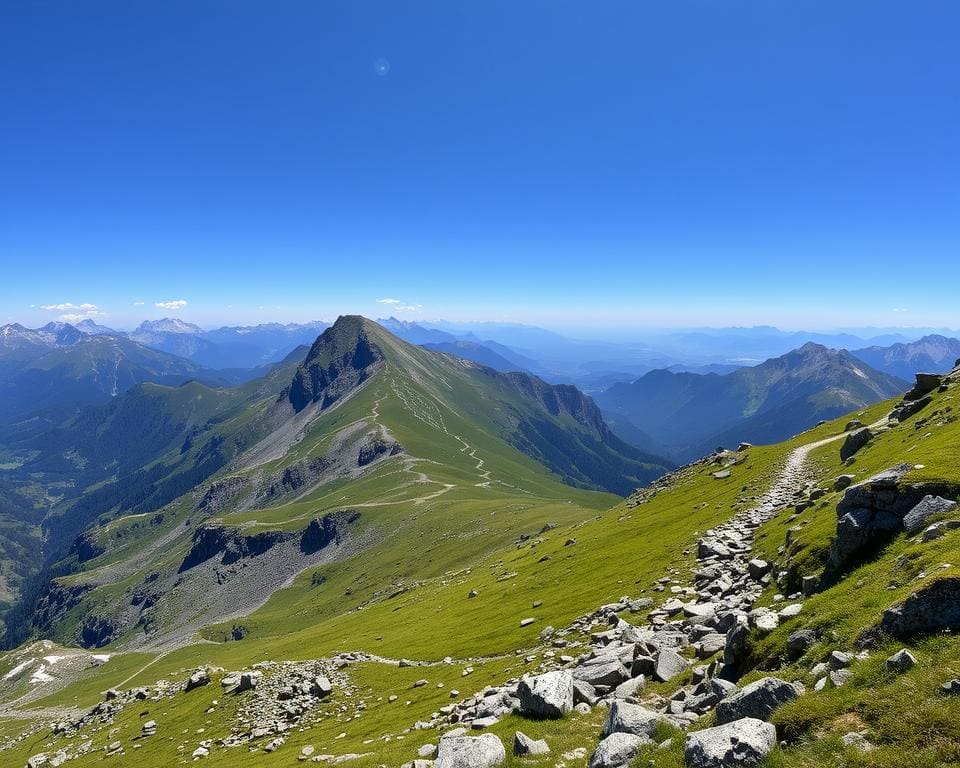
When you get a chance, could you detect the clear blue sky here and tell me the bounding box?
[2,1,958,331]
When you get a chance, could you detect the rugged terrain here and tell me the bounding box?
[0,324,958,768]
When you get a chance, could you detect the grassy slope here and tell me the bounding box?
[2,354,958,767]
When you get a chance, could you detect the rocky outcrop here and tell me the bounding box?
[69,530,105,564]
[879,577,960,639]
[196,476,249,513]
[286,316,385,413]
[299,511,360,553]
[78,613,122,648]
[357,438,402,466]
[179,525,289,572]
[903,495,957,534]
[828,465,956,571]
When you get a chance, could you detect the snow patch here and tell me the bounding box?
[92,654,111,663]
[3,658,35,680]
[30,665,55,684]
[43,654,67,665]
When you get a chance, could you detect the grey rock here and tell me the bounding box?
[588,732,649,768]
[829,669,853,687]
[885,648,917,673]
[891,395,933,422]
[573,658,630,688]
[654,648,688,683]
[435,734,505,768]
[834,474,855,491]
[828,650,853,669]
[881,577,960,638]
[714,677,799,725]
[185,669,210,692]
[842,732,874,752]
[513,731,549,756]
[786,630,816,658]
[517,670,573,718]
[603,700,665,738]
[684,718,776,768]
[903,496,957,534]
[312,675,333,698]
[573,679,599,706]
[905,373,943,400]
[940,679,960,696]
[613,675,645,700]
[840,428,872,462]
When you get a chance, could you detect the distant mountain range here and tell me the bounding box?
[128,318,330,369]
[595,342,908,461]
[851,334,960,381]
[0,323,214,424]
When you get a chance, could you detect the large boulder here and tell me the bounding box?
[436,734,505,768]
[654,648,689,683]
[905,373,943,401]
[840,428,872,462]
[573,657,630,688]
[880,577,960,638]
[588,732,649,768]
[684,718,777,768]
[602,700,665,738]
[903,496,957,534]
[517,670,573,718]
[714,677,799,725]
[827,465,941,571]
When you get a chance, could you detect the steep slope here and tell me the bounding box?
[853,334,960,380]
[0,316,670,651]
[3,366,956,768]
[596,343,907,460]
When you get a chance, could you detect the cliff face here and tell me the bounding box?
[286,316,385,412]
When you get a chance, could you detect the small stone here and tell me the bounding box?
[885,648,917,673]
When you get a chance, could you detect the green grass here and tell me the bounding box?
[3,343,959,767]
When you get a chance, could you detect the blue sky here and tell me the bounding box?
[2,1,958,331]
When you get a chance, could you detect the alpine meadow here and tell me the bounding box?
[1,4,959,768]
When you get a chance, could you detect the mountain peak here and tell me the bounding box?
[136,317,204,335]
[286,316,386,412]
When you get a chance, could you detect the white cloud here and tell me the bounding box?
[40,302,98,312]
[132,301,145,306]
[892,307,910,313]
[38,302,105,321]
[376,297,422,313]
[155,299,188,310]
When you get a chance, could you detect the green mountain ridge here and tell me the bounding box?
[596,342,907,460]
[0,316,671,648]
[1,322,959,768]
